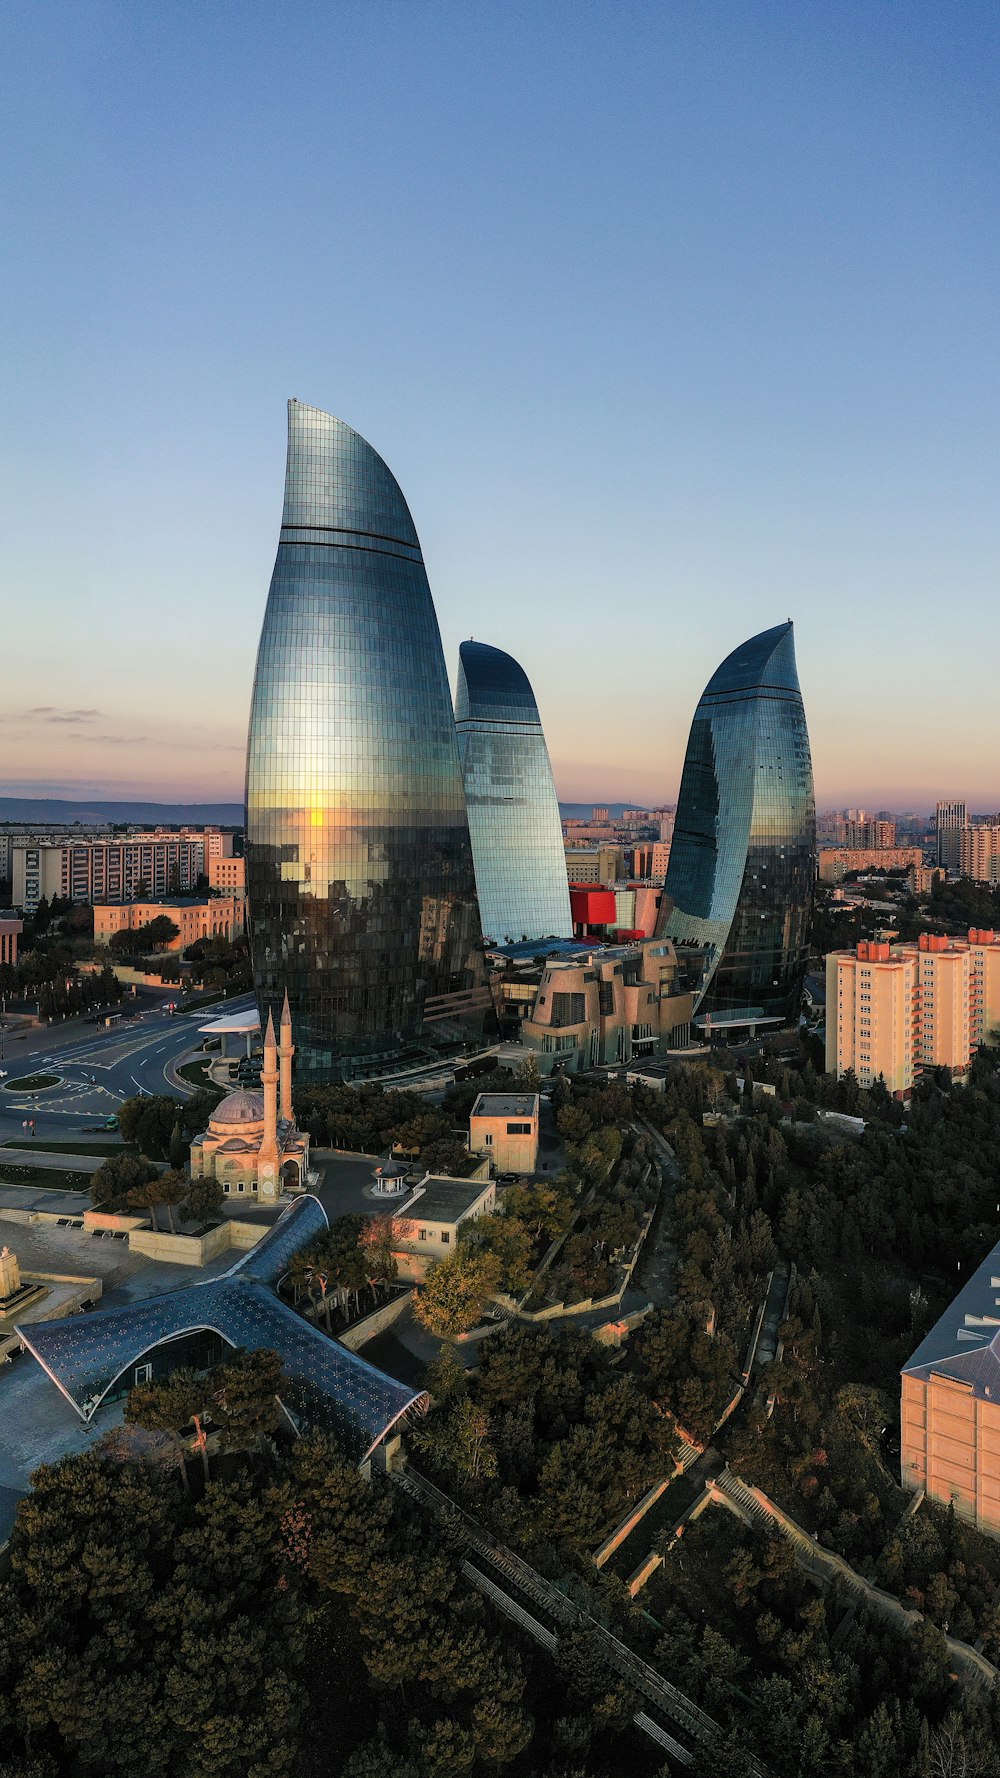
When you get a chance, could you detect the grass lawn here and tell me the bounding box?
[1,1140,132,1157]
[0,1164,90,1189]
[2,1073,60,1092]
[176,1058,225,1101]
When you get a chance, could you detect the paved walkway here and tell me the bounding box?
[0,1147,104,1173]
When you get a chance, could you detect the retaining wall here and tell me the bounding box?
[338,1289,415,1351]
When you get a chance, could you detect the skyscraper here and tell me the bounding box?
[246,402,493,1078]
[455,641,573,946]
[656,621,815,1031]
[936,799,967,870]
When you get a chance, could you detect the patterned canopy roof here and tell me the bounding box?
[18,1196,426,1460]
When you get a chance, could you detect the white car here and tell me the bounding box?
[0,1069,7,1079]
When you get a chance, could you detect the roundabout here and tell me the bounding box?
[2,1074,60,1094]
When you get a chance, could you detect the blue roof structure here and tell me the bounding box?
[18,1197,427,1461]
[902,1236,1000,1407]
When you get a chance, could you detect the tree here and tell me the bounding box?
[211,1348,286,1450]
[416,1396,498,1482]
[461,1211,535,1296]
[90,1150,157,1210]
[144,1167,190,1235]
[117,1092,181,1158]
[414,1249,504,1338]
[125,1366,212,1489]
[182,1172,225,1224]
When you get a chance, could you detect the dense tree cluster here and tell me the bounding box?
[647,1508,1000,1778]
[182,934,252,994]
[89,1151,224,1232]
[284,1213,400,1332]
[0,1422,648,1778]
[413,1326,672,1563]
[293,1079,472,1174]
[36,966,123,1021]
[107,915,180,956]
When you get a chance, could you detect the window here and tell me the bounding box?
[418,1228,427,1241]
[484,1132,493,1146]
[134,1363,153,1385]
[506,1122,532,1135]
[441,1231,450,1244]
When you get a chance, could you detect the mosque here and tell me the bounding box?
[189,995,310,1201]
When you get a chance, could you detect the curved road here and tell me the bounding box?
[0,994,255,1145]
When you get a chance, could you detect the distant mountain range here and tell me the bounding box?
[0,795,663,826]
[558,802,670,818]
[0,798,245,825]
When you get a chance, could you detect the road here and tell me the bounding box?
[0,993,256,1146]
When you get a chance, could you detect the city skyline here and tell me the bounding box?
[2,6,999,809]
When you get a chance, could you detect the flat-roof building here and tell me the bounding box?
[469,1092,540,1174]
[826,930,1000,1096]
[390,1174,497,1281]
[902,1237,1000,1536]
[95,896,243,951]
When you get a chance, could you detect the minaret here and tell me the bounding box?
[279,991,294,1124]
[257,1010,280,1199]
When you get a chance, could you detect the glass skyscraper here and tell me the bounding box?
[246,402,493,1078]
[656,621,815,1031]
[455,641,573,946]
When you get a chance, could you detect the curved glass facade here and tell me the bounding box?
[246,403,493,1078]
[656,621,815,1029]
[455,641,573,946]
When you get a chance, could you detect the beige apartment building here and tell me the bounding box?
[844,819,896,848]
[521,937,693,1073]
[208,854,247,897]
[959,824,1000,886]
[95,896,243,951]
[818,847,923,885]
[827,930,1000,1096]
[826,940,918,1097]
[0,914,22,966]
[564,845,625,885]
[12,828,234,912]
[901,1238,1000,1537]
[468,1093,539,1174]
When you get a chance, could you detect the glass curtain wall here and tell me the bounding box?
[455,641,573,945]
[246,402,493,1078]
[656,621,815,1029]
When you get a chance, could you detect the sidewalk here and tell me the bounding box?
[0,1147,103,1173]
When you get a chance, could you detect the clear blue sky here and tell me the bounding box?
[1,1,998,809]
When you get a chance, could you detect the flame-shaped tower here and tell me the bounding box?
[246,402,493,1078]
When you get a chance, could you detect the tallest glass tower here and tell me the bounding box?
[246,402,492,1079]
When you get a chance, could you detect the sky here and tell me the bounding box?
[1,1,998,812]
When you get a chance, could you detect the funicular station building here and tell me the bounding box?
[18,1197,427,1467]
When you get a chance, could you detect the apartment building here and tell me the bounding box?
[12,828,234,911]
[959,824,1000,886]
[818,847,923,885]
[208,854,246,897]
[564,844,625,885]
[936,801,967,870]
[94,896,243,950]
[826,930,1000,1096]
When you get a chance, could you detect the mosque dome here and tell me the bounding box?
[211,1090,266,1133]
